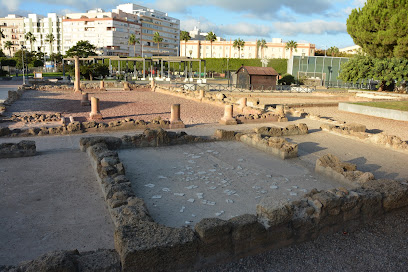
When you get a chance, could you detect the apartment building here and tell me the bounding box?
[23,13,63,55]
[188,26,225,41]
[180,38,315,59]
[116,4,180,57]
[0,14,25,56]
[62,8,141,56]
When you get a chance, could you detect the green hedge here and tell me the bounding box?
[95,58,288,75]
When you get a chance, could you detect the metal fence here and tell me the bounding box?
[164,83,316,93]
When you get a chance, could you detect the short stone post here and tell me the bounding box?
[199,89,205,99]
[60,116,66,125]
[219,104,237,125]
[81,93,90,106]
[69,116,75,123]
[89,97,102,120]
[239,97,247,107]
[276,104,288,122]
[123,81,131,91]
[169,104,185,129]
[150,79,155,91]
[74,56,82,93]
[100,80,106,91]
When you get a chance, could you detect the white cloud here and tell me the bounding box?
[0,0,20,12]
[274,20,347,36]
[154,0,335,17]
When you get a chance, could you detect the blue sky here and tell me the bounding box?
[1,0,366,49]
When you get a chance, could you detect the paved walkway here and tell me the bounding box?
[0,80,21,103]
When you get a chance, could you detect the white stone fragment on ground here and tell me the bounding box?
[215,211,224,216]
[292,186,298,189]
[145,184,155,188]
[183,152,189,155]
[192,214,196,217]
[252,186,261,190]
[162,188,171,192]
[218,173,223,176]
[206,150,214,153]
[175,171,185,175]
[224,189,236,196]
[196,193,204,199]
[206,201,216,206]
[266,175,272,178]
[286,189,292,191]
[158,176,167,179]
[221,180,228,184]
[213,152,219,155]
[209,186,217,190]
[185,185,198,189]
[270,185,279,189]
[197,171,207,175]
[255,196,261,199]
[209,169,217,172]
[187,198,195,203]
[180,206,185,212]
[237,166,243,170]
[237,158,244,162]
[226,199,234,204]
[260,190,267,194]
[192,156,201,159]
[300,189,308,192]
[185,221,192,224]
[290,192,298,196]
[188,160,196,164]
[152,195,162,199]
[174,193,185,196]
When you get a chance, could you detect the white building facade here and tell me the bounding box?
[116,4,180,57]
[0,14,25,56]
[180,39,315,59]
[62,9,141,56]
[23,13,63,56]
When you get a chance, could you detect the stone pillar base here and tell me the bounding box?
[219,118,237,125]
[100,88,107,91]
[89,112,103,120]
[81,101,91,106]
[170,121,186,129]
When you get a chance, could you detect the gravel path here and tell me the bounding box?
[3,88,224,125]
[198,208,408,272]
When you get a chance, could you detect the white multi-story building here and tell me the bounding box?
[116,4,180,57]
[180,38,315,59]
[188,26,225,41]
[0,14,25,56]
[62,8,141,56]
[339,45,362,55]
[23,13,63,56]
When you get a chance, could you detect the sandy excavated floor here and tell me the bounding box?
[119,142,343,228]
[0,150,115,265]
[2,88,224,126]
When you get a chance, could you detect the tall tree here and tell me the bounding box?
[347,0,408,58]
[45,33,55,56]
[65,40,97,57]
[205,31,217,58]
[4,41,13,56]
[128,34,140,57]
[180,30,191,57]
[233,38,245,58]
[152,32,163,56]
[285,40,297,59]
[0,29,5,48]
[24,32,36,52]
[257,39,267,59]
[327,46,340,57]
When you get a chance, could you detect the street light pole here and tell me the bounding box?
[21,45,25,85]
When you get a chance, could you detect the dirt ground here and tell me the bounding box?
[0,149,115,265]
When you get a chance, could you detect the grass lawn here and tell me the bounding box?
[15,72,63,77]
[353,101,408,112]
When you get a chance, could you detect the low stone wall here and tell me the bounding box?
[320,123,408,152]
[240,134,298,160]
[0,140,36,158]
[315,154,374,187]
[8,113,62,123]
[79,129,408,271]
[0,89,26,116]
[0,117,174,138]
[2,249,121,272]
[255,123,309,137]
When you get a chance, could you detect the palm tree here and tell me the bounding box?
[0,29,5,48]
[205,31,217,58]
[128,34,140,57]
[152,32,163,56]
[24,32,36,52]
[4,41,12,56]
[180,30,191,57]
[45,33,55,56]
[233,38,245,58]
[257,39,267,59]
[327,46,339,57]
[285,40,297,59]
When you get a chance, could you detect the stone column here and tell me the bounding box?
[276,104,288,122]
[89,97,102,120]
[239,97,247,107]
[100,80,106,91]
[169,104,185,129]
[81,93,90,106]
[74,56,82,93]
[123,81,131,91]
[219,104,237,125]
[199,89,205,99]
[150,79,155,91]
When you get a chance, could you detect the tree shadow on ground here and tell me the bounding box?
[366,129,383,134]
[347,156,400,180]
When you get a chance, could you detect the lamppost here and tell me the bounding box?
[21,45,26,85]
